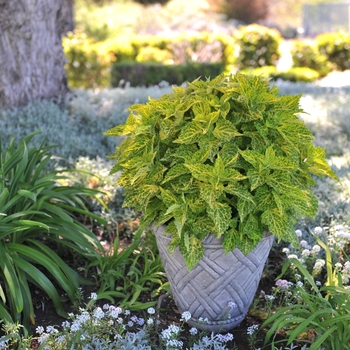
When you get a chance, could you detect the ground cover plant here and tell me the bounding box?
[0,73,349,349]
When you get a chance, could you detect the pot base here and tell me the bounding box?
[154,226,274,332]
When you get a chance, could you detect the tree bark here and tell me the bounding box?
[0,0,70,109]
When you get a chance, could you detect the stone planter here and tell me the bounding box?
[154,225,274,332]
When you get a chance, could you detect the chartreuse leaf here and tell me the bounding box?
[237,196,256,223]
[207,202,231,237]
[162,164,189,184]
[261,209,298,247]
[200,183,223,205]
[236,234,259,256]
[247,168,269,191]
[213,119,241,142]
[181,236,204,271]
[174,122,202,144]
[185,163,212,182]
[224,183,255,204]
[306,146,339,180]
[222,226,239,253]
[105,72,339,269]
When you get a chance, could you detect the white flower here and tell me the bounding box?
[93,307,105,319]
[56,335,66,343]
[313,259,325,271]
[295,229,303,237]
[102,303,110,310]
[46,326,57,334]
[147,318,154,325]
[124,309,130,315]
[282,248,290,254]
[70,321,80,332]
[312,245,321,254]
[228,301,237,309]
[36,326,45,335]
[301,249,310,258]
[181,311,191,322]
[314,226,323,235]
[189,327,198,335]
[147,307,155,315]
[297,281,304,287]
[90,292,98,300]
[247,324,259,335]
[300,240,309,248]
[127,321,134,327]
[287,254,298,260]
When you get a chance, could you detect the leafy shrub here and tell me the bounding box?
[240,65,278,78]
[63,31,113,88]
[207,0,270,24]
[0,131,104,329]
[241,66,320,82]
[263,256,350,349]
[136,47,173,64]
[291,40,332,77]
[272,67,320,83]
[234,24,282,69]
[110,62,224,87]
[316,31,350,71]
[63,32,235,88]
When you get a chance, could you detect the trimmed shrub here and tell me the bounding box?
[136,47,173,64]
[234,24,282,69]
[63,31,113,88]
[240,65,278,78]
[241,66,320,83]
[272,67,320,82]
[291,40,332,77]
[110,62,224,87]
[316,32,350,71]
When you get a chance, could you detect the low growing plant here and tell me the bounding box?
[105,73,338,270]
[0,131,105,329]
[262,256,350,350]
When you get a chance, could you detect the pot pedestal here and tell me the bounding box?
[154,225,274,332]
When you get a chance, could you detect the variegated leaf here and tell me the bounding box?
[184,163,212,183]
[200,183,223,205]
[238,150,264,168]
[174,122,202,144]
[247,168,269,191]
[242,214,260,239]
[224,184,255,204]
[181,236,204,271]
[160,187,178,207]
[207,202,231,237]
[162,164,189,184]
[213,119,241,142]
[261,208,288,239]
[222,226,239,253]
[236,234,259,255]
[237,197,256,223]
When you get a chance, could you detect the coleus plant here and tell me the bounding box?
[105,73,338,270]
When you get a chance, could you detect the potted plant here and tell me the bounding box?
[104,73,338,331]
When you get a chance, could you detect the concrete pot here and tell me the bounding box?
[154,225,274,332]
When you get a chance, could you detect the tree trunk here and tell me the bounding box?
[0,0,70,109]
